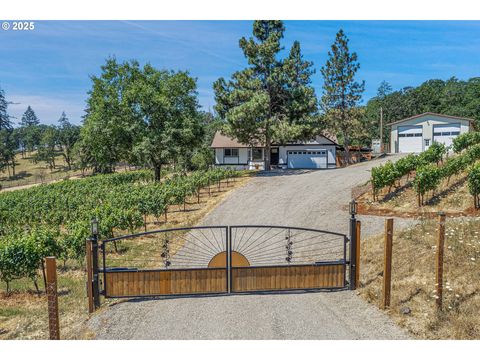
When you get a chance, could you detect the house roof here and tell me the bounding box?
[388,112,475,126]
[274,135,338,146]
[210,131,263,148]
[210,130,338,148]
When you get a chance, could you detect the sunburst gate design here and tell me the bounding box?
[102,226,347,271]
[98,225,354,298]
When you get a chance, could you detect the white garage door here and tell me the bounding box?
[287,150,327,169]
[433,124,461,148]
[398,125,423,153]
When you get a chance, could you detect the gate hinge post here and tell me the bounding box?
[349,200,358,290]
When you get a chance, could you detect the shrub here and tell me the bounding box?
[418,142,447,166]
[0,235,42,293]
[453,132,480,153]
[468,163,480,209]
[413,164,442,206]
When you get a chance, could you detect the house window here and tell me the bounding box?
[224,148,239,157]
[248,148,263,161]
[425,139,430,147]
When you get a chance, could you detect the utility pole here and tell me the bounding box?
[380,107,384,153]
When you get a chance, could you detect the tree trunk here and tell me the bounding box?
[33,279,40,297]
[154,164,162,182]
[264,132,271,171]
[343,132,350,166]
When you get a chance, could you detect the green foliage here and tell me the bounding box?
[371,161,399,196]
[413,143,480,205]
[20,105,40,127]
[413,164,442,199]
[394,154,418,177]
[0,235,41,292]
[417,142,446,165]
[33,125,59,170]
[82,58,203,179]
[0,168,241,287]
[468,163,480,208]
[452,132,480,153]
[370,143,447,199]
[213,21,319,170]
[0,85,12,130]
[57,112,81,170]
[321,29,365,160]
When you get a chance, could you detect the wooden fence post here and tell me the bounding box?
[86,240,94,313]
[382,218,393,310]
[45,257,60,340]
[436,212,446,311]
[355,221,361,287]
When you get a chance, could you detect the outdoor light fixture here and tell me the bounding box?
[349,199,358,218]
[91,217,99,236]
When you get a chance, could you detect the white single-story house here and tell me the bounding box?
[389,112,474,153]
[211,131,339,170]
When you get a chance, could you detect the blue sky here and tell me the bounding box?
[1,20,480,125]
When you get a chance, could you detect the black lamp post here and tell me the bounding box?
[91,217,99,237]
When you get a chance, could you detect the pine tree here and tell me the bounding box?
[279,40,319,143]
[0,86,12,130]
[20,106,40,127]
[214,21,318,170]
[321,29,365,164]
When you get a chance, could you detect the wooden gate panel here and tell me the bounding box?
[105,268,227,297]
[232,264,344,292]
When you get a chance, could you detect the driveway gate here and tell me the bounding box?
[86,218,359,310]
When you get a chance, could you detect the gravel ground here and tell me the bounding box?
[89,155,414,339]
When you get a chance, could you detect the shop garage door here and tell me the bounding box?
[433,124,460,148]
[398,125,423,153]
[287,150,327,169]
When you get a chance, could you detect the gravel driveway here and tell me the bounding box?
[89,155,413,339]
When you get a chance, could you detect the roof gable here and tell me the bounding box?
[388,112,474,126]
[210,131,262,148]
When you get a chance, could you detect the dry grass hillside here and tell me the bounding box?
[358,216,480,339]
[0,153,85,189]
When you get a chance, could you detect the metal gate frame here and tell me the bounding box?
[228,225,349,293]
[87,216,359,310]
[100,226,229,299]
